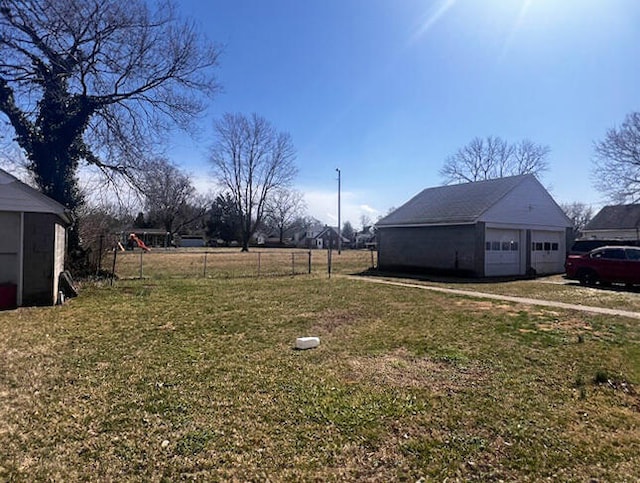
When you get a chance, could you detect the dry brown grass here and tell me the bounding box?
[112,247,375,280]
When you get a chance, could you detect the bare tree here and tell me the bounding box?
[441,136,549,184]
[210,113,297,251]
[141,159,207,238]
[560,202,594,239]
[265,188,306,244]
[0,0,220,217]
[359,214,372,232]
[341,221,354,243]
[593,112,640,203]
[77,200,134,272]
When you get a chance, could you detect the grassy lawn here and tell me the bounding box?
[1,273,640,480]
[372,272,640,313]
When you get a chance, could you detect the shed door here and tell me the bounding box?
[0,212,20,285]
[485,228,522,276]
[531,230,564,274]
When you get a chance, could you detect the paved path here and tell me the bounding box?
[343,275,640,320]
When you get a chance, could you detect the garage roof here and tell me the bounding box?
[377,174,535,227]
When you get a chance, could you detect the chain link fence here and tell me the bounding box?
[104,248,377,281]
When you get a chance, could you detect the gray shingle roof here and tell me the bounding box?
[376,174,531,226]
[585,204,640,230]
[0,168,73,224]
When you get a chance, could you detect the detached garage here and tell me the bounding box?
[0,168,72,307]
[376,174,572,277]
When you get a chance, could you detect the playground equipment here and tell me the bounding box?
[126,233,151,252]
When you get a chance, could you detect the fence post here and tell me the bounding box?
[327,248,332,278]
[97,234,104,274]
[291,252,295,275]
[110,248,117,286]
[370,248,374,269]
[203,252,208,278]
[139,250,143,279]
[258,252,261,277]
[308,251,312,274]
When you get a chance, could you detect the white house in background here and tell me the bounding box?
[376,174,572,277]
[0,168,72,307]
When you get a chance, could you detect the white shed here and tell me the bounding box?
[0,168,72,307]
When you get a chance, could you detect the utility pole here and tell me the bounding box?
[336,168,341,254]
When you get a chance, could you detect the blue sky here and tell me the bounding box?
[168,0,640,227]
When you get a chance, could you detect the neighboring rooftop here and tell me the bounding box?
[585,204,640,230]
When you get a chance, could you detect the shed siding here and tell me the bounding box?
[22,213,56,306]
[53,223,66,302]
[378,224,480,275]
[0,211,20,285]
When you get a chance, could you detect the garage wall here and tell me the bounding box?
[378,224,482,275]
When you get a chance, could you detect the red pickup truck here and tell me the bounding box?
[565,246,640,286]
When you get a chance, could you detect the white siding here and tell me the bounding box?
[53,223,66,303]
[581,229,640,240]
[479,177,571,228]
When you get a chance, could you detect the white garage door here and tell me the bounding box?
[531,230,564,274]
[485,228,522,276]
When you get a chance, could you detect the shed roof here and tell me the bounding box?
[0,168,73,224]
[377,174,533,226]
[585,204,640,230]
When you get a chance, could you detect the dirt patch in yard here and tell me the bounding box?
[306,308,360,334]
[344,347,491,394]
[452,299,519,314]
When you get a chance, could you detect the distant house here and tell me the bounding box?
[376,174,572,277]
[295,225,350,249]
[581,204,640,241]
[355,226,376,249]
[0,168,73,307]
[176,234,206,248]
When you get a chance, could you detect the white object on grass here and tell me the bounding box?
[296,337,320,350]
